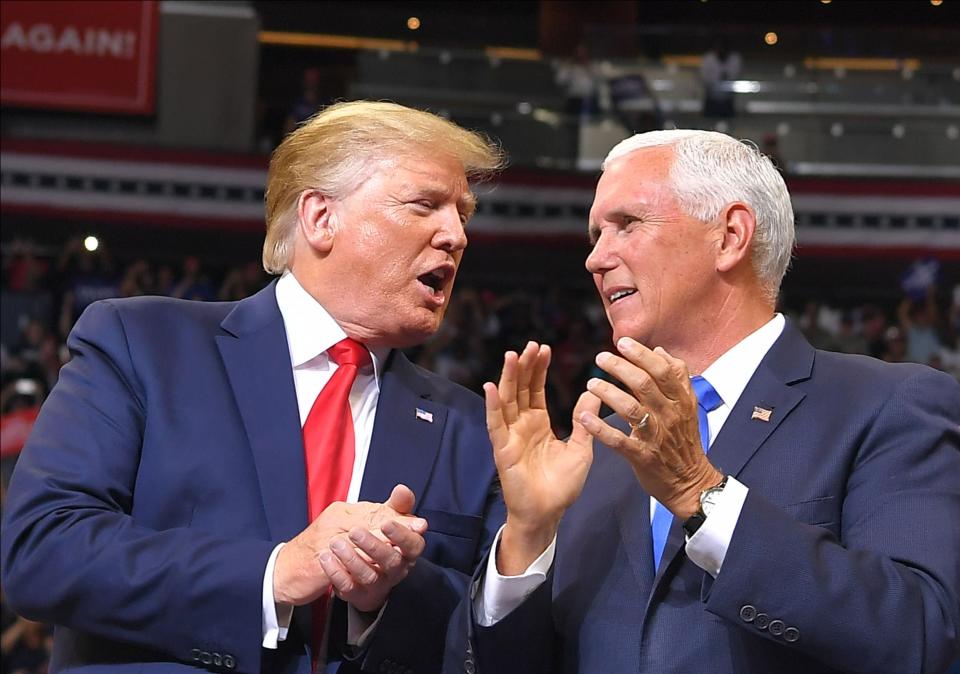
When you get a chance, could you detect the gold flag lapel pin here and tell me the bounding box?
[751,406,773,422]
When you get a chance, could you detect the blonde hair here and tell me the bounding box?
[263,100,505,274]
[605,129,795,304]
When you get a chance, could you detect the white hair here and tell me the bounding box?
[604,129,795,303]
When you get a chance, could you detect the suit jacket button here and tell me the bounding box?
[754,613,770,630]
[465,661,476,674]
[784,626,800,642]
[739,605,757,622]
[768,619,785,636]
[212,653,223,667]
[223,654,236,670]
[190,649,201,662]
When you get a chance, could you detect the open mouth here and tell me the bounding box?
[417,265,453,296]
[608,288,637,304]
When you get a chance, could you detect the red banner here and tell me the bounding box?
[0,405,39,458]
[1,0,158,114]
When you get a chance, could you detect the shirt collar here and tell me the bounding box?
[274,272,387,382]
[700,313,785,411]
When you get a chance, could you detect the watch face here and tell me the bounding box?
[701,487,723,516]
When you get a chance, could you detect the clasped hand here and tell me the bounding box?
[274,484,427,612]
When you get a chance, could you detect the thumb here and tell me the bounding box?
[385,483,416,515]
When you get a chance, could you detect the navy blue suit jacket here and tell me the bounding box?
[1,282,504,674]
[455,321,960,674]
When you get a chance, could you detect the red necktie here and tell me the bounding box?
[301,337,371,670]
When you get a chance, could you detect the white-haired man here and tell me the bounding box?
[451,130,960,674]
[2,101,506,674]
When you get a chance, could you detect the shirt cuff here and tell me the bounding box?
[474,525,556,627]
[685,476,748,578]
[262,543,294,649]
[346,602,387,647]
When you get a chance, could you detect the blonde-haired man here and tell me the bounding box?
[3,101,506,674]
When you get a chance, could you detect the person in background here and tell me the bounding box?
[700,39,742,119]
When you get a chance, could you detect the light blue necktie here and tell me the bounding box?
[650,375,723,572]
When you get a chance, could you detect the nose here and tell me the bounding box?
[585,230,615,274]
[433,206,468,252]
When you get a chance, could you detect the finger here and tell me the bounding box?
[330,535,381,586]
[585,377,649,426]
[392,513,428,535]
[484,382,510,449]
[498,351,520,424]
[570,390,601,454]
[529,344,552,410]
[349,527,405,574]
[381,520,426,560]
[617,339,689,401]
[578,408,644,457]
[516,341,539,411]
[384,484,416,515]
[653,346,694,400]
[319,549,358,597]
[594,351,668,414]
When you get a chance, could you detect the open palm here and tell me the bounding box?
[484,342,601,529]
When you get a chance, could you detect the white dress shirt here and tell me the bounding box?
[476,314,786,625]
[261,272,388,648]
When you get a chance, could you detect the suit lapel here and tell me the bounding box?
[651,320,814,586]
[359,351,447,507]
[216,282,308,544]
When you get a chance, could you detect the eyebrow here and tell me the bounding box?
[587,205,649,243]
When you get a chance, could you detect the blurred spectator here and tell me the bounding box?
[834,312,867,355]
[882,325,908,363]
[170,256,215,301]
[797,301,840,351]
[2,319,60,393]
[56,237,118,339]
[554,43,603,123]
[2,241,49,293]
[283,67,324,137]
[1,616,51,674]
[218,261,268,302]
[700,38,742,118]
[118,259,155,298]
[860,304,890,358]
[898,287,943,366]
[761,132,787,174]
[609,69,662,133]
[155,263,176,296]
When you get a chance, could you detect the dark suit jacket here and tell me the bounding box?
[1,282,504,674]
[454,321,960,674]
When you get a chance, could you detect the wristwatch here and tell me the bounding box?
[682,475,728,537]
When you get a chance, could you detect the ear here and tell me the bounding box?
[296,189,336,254]
[715,202,755,274]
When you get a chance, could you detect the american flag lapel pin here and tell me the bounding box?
[751,406,773,422]
[415,407,434,423]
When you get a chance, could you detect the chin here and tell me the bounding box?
[392,319,442,349]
